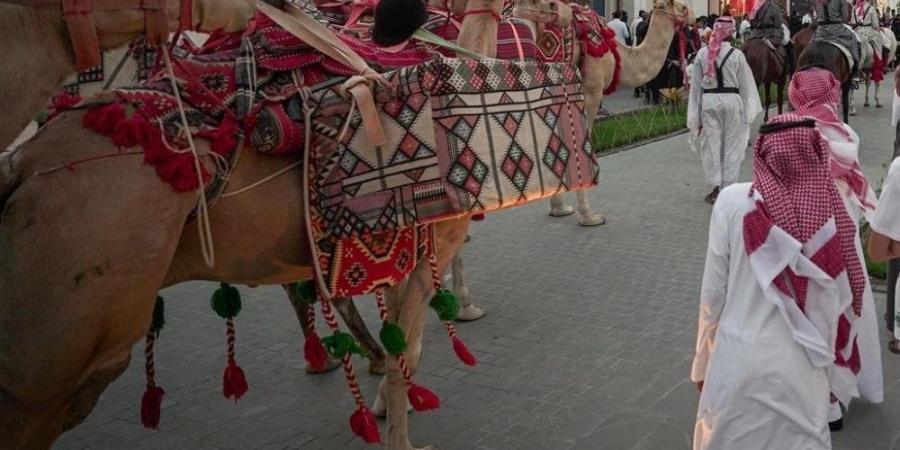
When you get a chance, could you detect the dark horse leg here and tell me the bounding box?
[777,78,785,114]
[842,81,851,123]
[764,82,772,121]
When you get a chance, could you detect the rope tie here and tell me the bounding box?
[161,48,216,268]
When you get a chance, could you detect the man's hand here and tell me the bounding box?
[192,0,257,33]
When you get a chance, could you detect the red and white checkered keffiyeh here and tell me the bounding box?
[789,68,877,216]
[704,17,735,82]
[744,115,864,402]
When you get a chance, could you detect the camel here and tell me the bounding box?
[511,0,693,226]
[0,0,501,448]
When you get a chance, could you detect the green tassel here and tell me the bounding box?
[210,283,242,319]
[321,331,367,359]
[149,296,165,337]
[379,322,407,355]
[429,289,460,322]
[295,280,317,303]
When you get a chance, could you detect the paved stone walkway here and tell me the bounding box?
[55,84,900,449]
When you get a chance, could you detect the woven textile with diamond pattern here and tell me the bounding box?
[307,56,596,297]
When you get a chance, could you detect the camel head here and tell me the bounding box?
[652,0,695,26]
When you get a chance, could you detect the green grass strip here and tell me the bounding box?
[591,104,688,153]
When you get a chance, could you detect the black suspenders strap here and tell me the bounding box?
[716,47,737,89]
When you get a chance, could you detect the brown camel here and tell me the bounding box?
[0,0,501,449]
[742,38,788,121]
[512,0,693,226]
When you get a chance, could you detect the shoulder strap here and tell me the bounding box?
[716,48,738,89]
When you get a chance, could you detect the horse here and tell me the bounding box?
[796,39,854,122]
[742,37,790,121]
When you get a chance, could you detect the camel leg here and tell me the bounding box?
[451,252,485,322]
[548,193,575,217]
[575,84,605,227]
[380,219,468,450]
[332,297,386,375]
[0,111,198,448]
[282,284,342,374]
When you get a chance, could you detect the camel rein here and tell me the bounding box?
[0,0,191,70]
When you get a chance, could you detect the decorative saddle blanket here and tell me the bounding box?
[80,9,594,298]
[306,56,595,296]
[537,5,621,94]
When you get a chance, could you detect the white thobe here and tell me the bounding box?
[687,44,763,189]
[871,157,900,342]
[608,19,629,44]
[692,183,832,450]
[823,125,884,404]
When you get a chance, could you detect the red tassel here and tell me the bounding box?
[197,115,239,156]
[82,103,126,136]
[407,384,440,411]
[140,385,165,429]
[112,113,153,148]
[452,336,477,367]
[471,213,485,222]
[349,405,382,444]
[52,92,82,111]
[222,359,249,401]
[304,331,329,372]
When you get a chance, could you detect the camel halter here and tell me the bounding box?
[0,0,187,70]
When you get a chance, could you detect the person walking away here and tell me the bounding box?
[747,0,795,73]
[788,67,884,430]
[692,92,868,450]
[608,10,630,45]
[687,17,762,204]
[866,72,900,354]
[812,0,861,72]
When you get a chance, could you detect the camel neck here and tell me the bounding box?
[0,5,75,149]
[615,10,677,88]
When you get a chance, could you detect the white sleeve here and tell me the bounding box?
[691,201,731,382]
[872,159,900,241]
[687,51,704,136]
[737,52,763,124]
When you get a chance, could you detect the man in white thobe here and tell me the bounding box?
[608,11,630,45]
[692,98,868,450]
[787,68,884,428]
[687,17,762,204]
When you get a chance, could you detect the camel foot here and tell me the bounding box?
[877,102,883,108]
[549,204,575,217]
[864,102,870,107]
[456,303,486,322]
[368,357,386,376]
[850,109,858,116]
[305,358,342,374]
[371,394,412,418]
[578,213,607,227]
[889,339,900,354]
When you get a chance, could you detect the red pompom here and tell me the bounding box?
[197,115,240,156]
[349,405,382,444]
[112,113,153,148]
[52,92,82,111]
[222,360,249,401]
[407,384,440,411]
[82,103,126,136]
[471,213,485,222]
[304,331,330,372]
[452,336,477,367]
[140,385,165,429]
